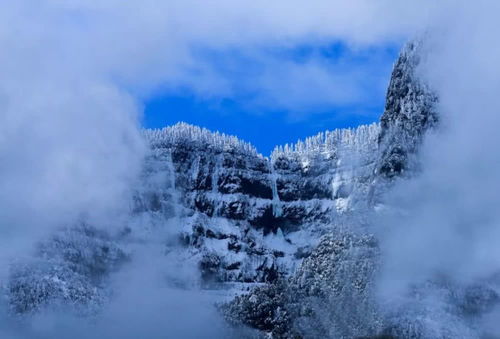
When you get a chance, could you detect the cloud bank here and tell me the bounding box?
[380,0,500,289]
[374,1,500,335]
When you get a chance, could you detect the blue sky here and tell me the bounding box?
[142,42,401,155]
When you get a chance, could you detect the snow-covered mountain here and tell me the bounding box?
[11,41,496,339]
[136,121,380,288]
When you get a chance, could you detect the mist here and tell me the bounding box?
[379,0,500,292]
[376,1,500,336]
[1,0,500,338]
[0,237,231,339]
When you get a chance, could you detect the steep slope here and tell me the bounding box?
[377,40,439,178]
[138,122,380,287]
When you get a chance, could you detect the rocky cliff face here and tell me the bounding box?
[4,120,381,318]
[137,122,380,286]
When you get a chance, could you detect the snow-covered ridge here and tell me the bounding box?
[144,121,381,162]
[144,122,262,157]
[271,122,380,159]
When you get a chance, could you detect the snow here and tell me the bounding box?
[269,162,283,218]
[331,172,342,198]
[262,228,295,255]
[271,122,380,160]
[144,122,263,158]
[166,151,180,217]
[335,197,351,213]
[212,154,223,194]
[191,155,200,181]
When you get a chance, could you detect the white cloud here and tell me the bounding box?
[380,0,500,286]
[375,1,500,333]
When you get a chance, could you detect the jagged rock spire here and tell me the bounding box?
[377,40,439,178]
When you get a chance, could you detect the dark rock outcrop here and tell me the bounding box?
[377,40,438,178]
